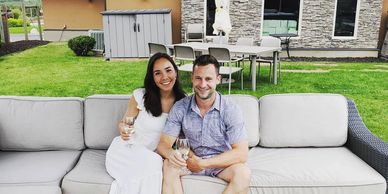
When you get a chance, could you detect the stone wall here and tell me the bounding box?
[181,0,383,49]
[291,0,382,49]
[181,0,205,42]
[228,0,262,44]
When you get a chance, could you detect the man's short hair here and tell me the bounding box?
[192,55,220,75]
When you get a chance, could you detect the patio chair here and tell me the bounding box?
[185,24,204,43]
[208,47,243,94]
[234,37,254,68]
[148,42,169,56]
[174,45,196,71]
[257,36,282,82]
[211,36,229,44]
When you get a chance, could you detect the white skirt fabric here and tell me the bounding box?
[106,136,163,194]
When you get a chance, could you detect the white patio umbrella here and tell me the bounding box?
[212,0,232,36]
[212,0,234,92]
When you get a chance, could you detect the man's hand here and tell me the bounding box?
[167,150,187,168]
[187,154,205,173]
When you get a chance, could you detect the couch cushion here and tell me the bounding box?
[62,149,113,194]
[247,147,386,194]
[227,95,259,147]
[182,175,227,194]
[0,150,81,194]
[259,94,348,147]
[0,96,85,151]
[84,95,130,149]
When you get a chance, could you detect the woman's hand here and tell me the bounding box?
[118,121,133,141]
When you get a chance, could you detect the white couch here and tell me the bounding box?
[0,94,386,194]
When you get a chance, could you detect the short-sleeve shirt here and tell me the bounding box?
[163,92,247,158]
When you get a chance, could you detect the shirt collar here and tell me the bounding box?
[190,92,221,114]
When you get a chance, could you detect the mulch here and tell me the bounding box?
[0,40,50,57]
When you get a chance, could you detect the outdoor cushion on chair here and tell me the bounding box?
[0,151,81,194]
[181,147,386,194]
[84,95,130,149]
[227,95,259,147]
[247,147,386,194]
[62,149,113,194]
[0,96,85,151]
[259,94,348,147]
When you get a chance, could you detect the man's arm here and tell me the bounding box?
[157,133,187,168]
[187,140,248,172]
[157,133,176,159]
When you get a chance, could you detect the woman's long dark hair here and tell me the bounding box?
[143,52,186,117]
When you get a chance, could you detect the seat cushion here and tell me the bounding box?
[227,95,259,147]
[0,96,84,151]
[247,147,386,194]
[258,94,348,147]
[62,149,113,194]
[182,175,227,194]
[0,150,81,194]
[182,147,386,194]
[84,95,130,149]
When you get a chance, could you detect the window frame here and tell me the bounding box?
[332,0,361,39]
[204,0,217,38]
[260,0,304,38]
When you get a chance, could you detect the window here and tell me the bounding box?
[333,0,358,37]
[205,0,216,36]
[262,0,301,36]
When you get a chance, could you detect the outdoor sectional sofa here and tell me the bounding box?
[0,93,386,194]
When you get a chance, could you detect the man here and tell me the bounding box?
[157,55,251,194]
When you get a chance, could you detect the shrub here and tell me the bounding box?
[68,36,96,56]
[7,18,30,27]
[11,8,21,19]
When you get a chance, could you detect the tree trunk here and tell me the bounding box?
[1,5,10,44]
[21,0,28,40]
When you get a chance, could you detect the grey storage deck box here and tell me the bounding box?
[102,9,172,59]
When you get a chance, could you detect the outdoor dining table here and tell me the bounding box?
[168,42,282,91]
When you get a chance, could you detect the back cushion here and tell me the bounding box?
[227,95,259,147]
[259,94,348,147]
[84,95,130,149]
[0,96,84,151]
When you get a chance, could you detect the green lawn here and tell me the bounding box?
[0,42,387,142]
[8,26,44,34]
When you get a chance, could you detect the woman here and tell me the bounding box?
[106,53,186,194]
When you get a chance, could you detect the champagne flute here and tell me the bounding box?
[123,116,135,146]
[176,138,191,174]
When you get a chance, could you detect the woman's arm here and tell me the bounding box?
[119,97,140,140]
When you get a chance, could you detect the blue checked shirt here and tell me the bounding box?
[163,93,247,158]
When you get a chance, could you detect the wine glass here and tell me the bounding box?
[123,116,135,146]
[176,138,191,174]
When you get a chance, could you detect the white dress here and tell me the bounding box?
[106,88,168,194]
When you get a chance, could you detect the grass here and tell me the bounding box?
[8,26,44,34]
[0,42,387,142]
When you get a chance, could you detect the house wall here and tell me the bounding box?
[42,0,105,30]
[107,0,181,43]
[182,0,382,51]
[293,0,381,49]
[181,0,262,43]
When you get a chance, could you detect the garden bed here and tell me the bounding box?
[0,40,50,57]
